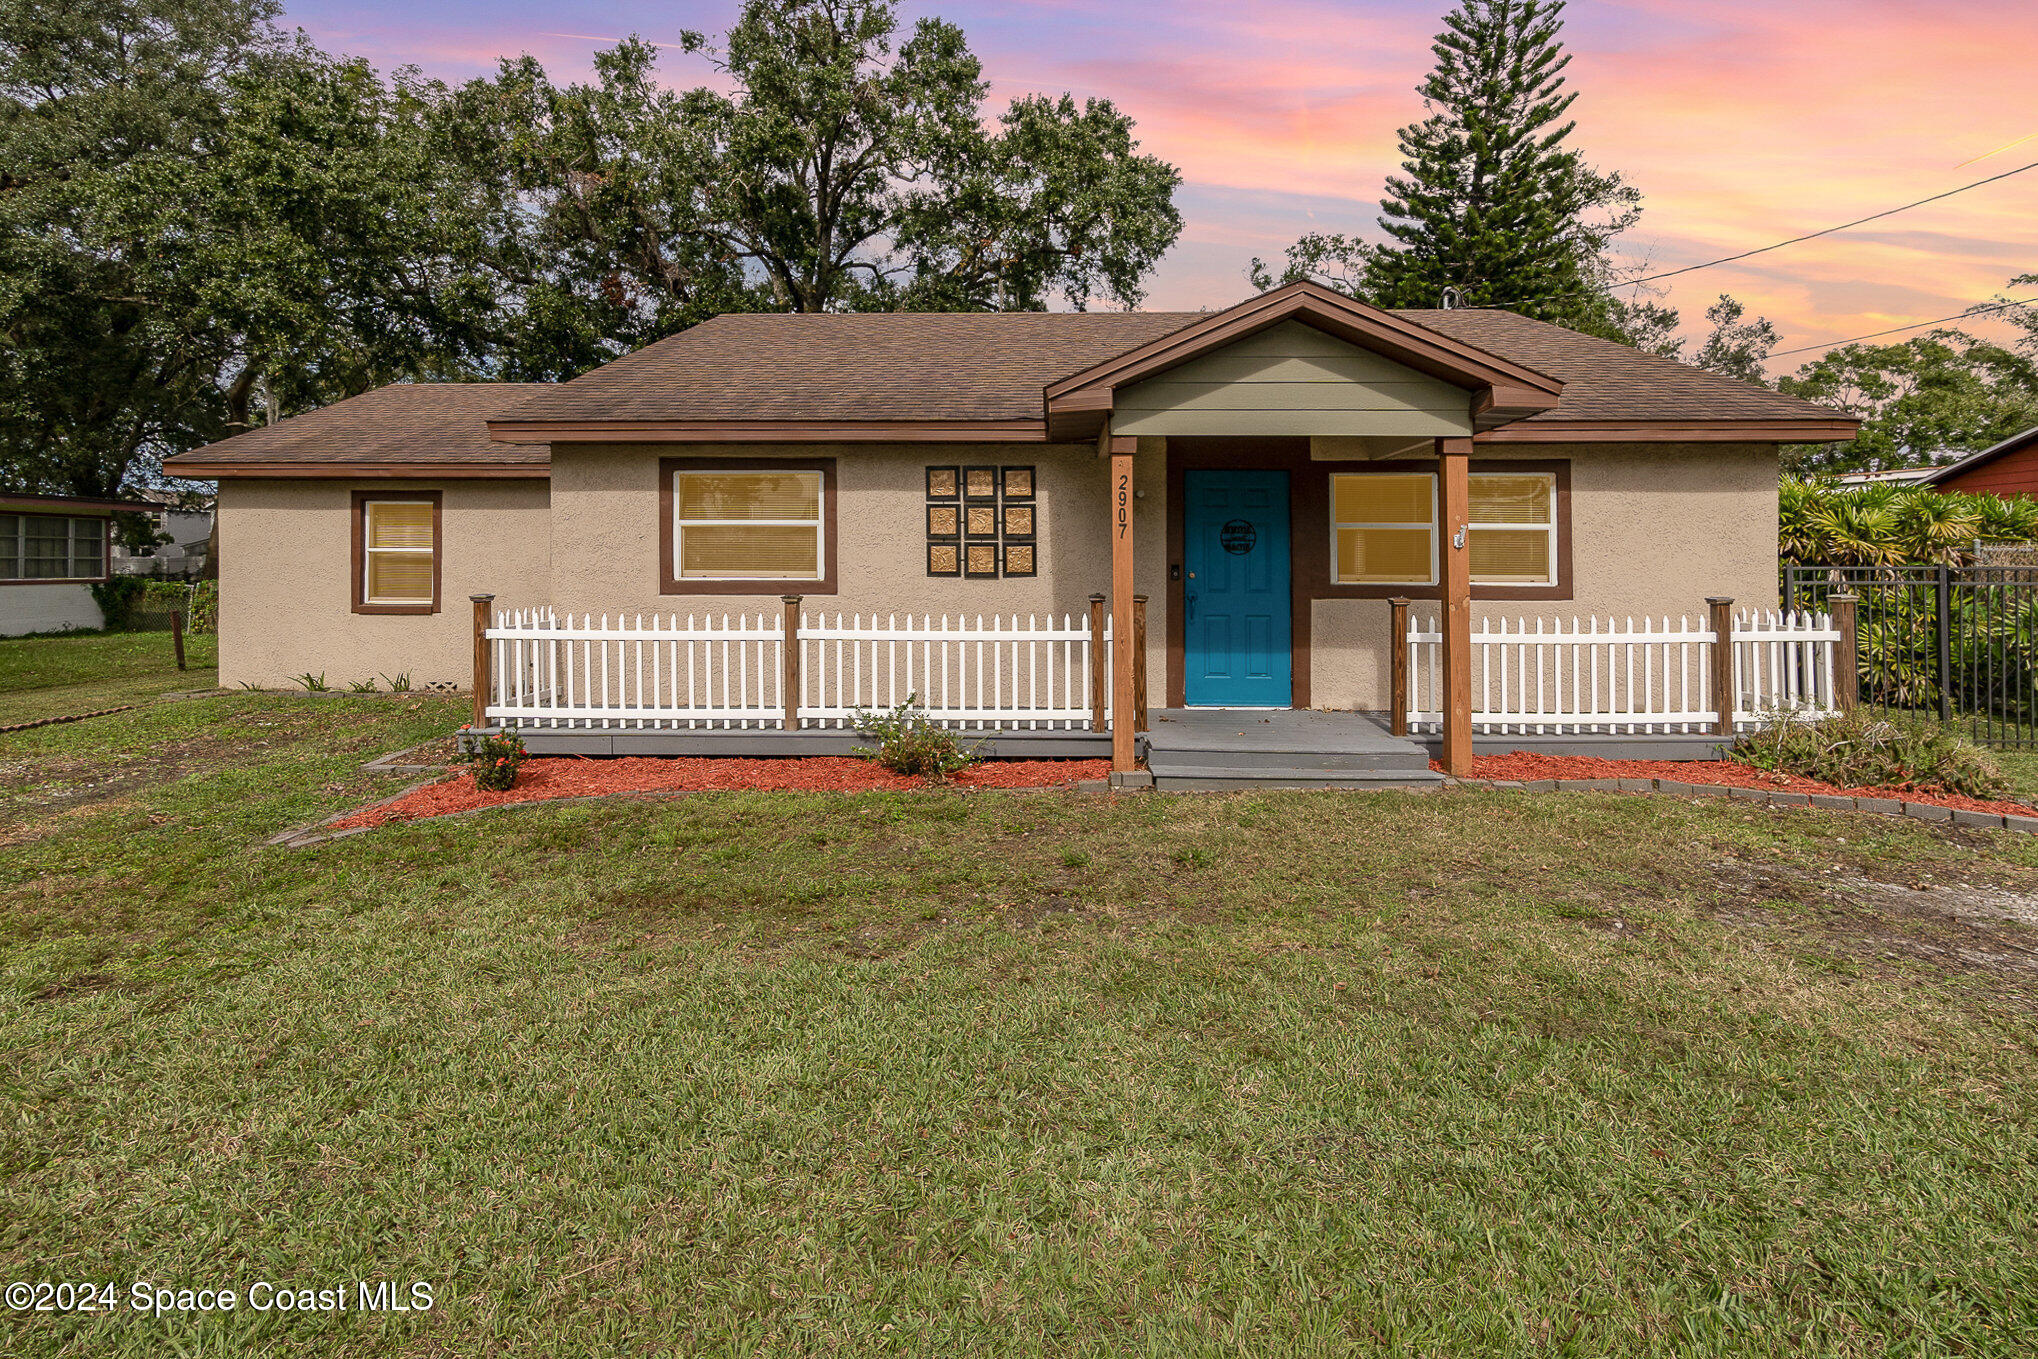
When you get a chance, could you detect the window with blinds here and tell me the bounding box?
[1330,473,1436,585]
[1468,472,1557,585]
[673,470,824,580]
[0,514,105,580]
[361,500,436,605]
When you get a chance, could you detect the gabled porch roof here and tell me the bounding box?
[1041,281,1564,442]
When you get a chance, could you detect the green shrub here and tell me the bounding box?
[186,580,218,634]
[852,696,981,780]
[1730,708,2013,801]
[463,725,528,792]
[89,577,146,630]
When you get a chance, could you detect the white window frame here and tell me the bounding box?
[1468,470,1559,588]
[360,499,437,607]
[0,513,106,582]
[671,468,826,582]
[1328,472,1438,587]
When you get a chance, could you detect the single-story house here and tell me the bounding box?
[1,491,150,636]
[1920,425,2038,497]
[113,487,215,579]
[163,282,1857,778]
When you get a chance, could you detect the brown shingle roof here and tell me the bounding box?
[165,383,553,470]
[1399,309,1841,424]
[496,311,1205,425]
[494,306,1840,428]
[169,303,1851,473]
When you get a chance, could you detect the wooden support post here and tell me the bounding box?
[470,593,495,728]
[1109,437,1137,773]
[781,595,803,731]
[1831,592,1859,714]
[170,609,186,672]
[1132,595,1149,734]
[1707,596,1736,736]
[1437,440,1473,776]
[1087,593,1107,733]
[1388,597,1410,737]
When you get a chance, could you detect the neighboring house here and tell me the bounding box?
[163,282,1856,773]
[1919,426,2038,497]
[1,491,149,636]
[112,487,214,579]
[1832,466,1939,486]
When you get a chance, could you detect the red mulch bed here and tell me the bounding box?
[331,756,1110,829]
[1443,752,2035,818]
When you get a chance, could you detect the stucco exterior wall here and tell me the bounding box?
[1,584,103,637]
[549,441,1127,615]
[213,438,1777,716]
[217,478,551,689]
[1306,442,1782,709]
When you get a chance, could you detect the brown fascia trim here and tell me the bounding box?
[166,462,550,479]
[1474,418,1860,444]
[1042,283,1564,434]
[486,419,1046,444]
[0,494,153,515]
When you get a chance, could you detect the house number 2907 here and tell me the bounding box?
[1116,472,1130,539]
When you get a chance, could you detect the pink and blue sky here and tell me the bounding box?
[283,0,2038,369]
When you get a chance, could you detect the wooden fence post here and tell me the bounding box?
[1132,595,1149,734]
[1831,592,1858,714]
[170,609,186,672]
[781,595,803,731]
[1706,596,1735,737]
[1088,592,1107,733]
[470,593,495,728]
[1388,597,1410,737]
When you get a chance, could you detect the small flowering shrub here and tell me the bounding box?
[852,696,981,780]
[463,726,528,792]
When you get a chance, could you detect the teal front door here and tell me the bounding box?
[1183,469,1292,706]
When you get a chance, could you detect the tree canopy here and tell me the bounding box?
[0,0,1183,496]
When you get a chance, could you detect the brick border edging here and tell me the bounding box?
[0,704,138,735]
[1448,776,2038,834]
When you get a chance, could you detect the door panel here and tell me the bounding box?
[1183,469,1292,706]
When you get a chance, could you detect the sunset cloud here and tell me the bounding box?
[280,0,2038,366]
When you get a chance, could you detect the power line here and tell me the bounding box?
[1618,157,2038,292]
[1767,296,2038,359]
[1496,157,2038,311]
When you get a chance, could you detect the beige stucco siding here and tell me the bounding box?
[217,478,551,689]
[1114,321,1474,438]
[1306,442,1781,709]
[549,442,1127,618]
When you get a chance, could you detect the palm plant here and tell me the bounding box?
[1779,477,2038,567]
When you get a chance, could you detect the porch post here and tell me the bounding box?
[470,593,495,729]
[1388,597,1410,738]
[1107,432,1138,773]
[1437,439,1473,776]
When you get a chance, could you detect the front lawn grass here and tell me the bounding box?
[3,694,2037,1356]
[0,628,218,723]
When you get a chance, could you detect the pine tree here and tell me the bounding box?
[1367,0,1619,314]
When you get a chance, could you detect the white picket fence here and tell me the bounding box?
[1405,609,1842,734]
[483,608,1109,731]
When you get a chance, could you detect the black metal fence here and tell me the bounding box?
[1783,564,2038,749]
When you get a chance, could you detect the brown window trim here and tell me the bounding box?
[351,490,442,616]
[0,513,113,586]
[659,457,839,596]
[1314,458,1572,602]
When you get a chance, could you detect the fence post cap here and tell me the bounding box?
[780,593,803,605]
[1388,595,1411,605]
[1133,594,1148,604]
[1830,591,1858,602]
[1704,595,1735,606]
[470,592,495,602]
[1088,592,1106,602]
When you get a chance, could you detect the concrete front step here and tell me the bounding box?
[1148,764,1447,792]
[1147,746,1432,772]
